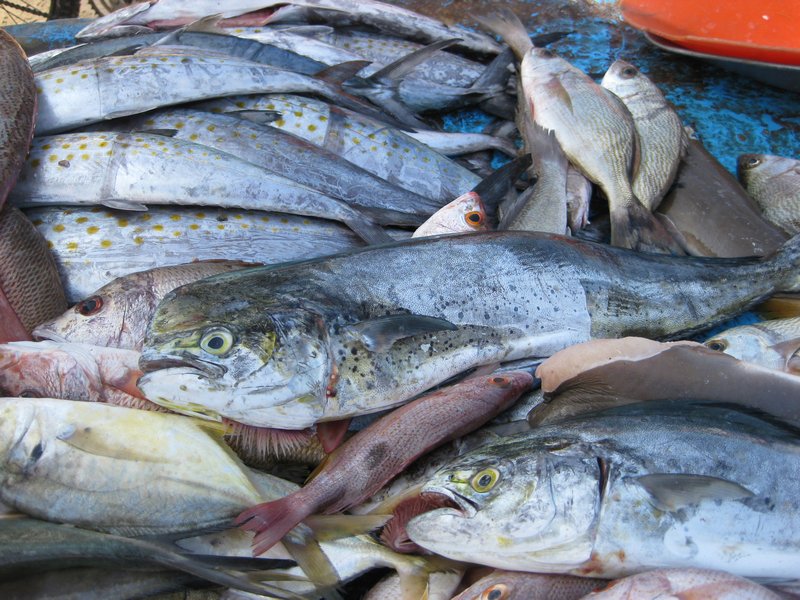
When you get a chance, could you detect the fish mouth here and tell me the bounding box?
[420,486,478,518]
[31,326,67,343]
[139,352,227,379]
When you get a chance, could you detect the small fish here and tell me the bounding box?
[363,569,464,600]
[601,60,687,212]
[412,191,487,237]
[405,130,518,158]
[704,317,800,373]
[582,568,782,600]
[235,370,532,555]
[25,205,377,304]
[451,570,605,600]
[34,261,256,351]
[738,153,800,235]
[0,206,67,341]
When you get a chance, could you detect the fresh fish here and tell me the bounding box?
[405,130,518,158]
[478,9,681,254]
[738,153,800,235]
[566,166,593,232]
[581,568,782,599]
[33,50,386,136]
[235,370,533,554]
[0,340,144,406]
[110,108,440,225]
[11,131,391,245]
[0,398,264,536]
[452,570,605,600]
[412,191,487,237]
[528,337,800,427]
[656,139,788,257]
[601,59,687,212]
[0,518,295,597]
[704,317,800,373]
[0,28,36,211]
[199,94,481,203]
[25,205,377,304]
[76,0,503,56]
[407,401,800,579]
[138,231,800,429]
[363,569,464,600]
[0,206,67,343]
[34,261,254,351]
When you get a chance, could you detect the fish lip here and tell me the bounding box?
[421,486,477,518]
[31,326,67,343]
[139,353,227,379]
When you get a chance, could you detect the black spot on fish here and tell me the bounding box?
[30,442,43,462]
[366,442,388,469]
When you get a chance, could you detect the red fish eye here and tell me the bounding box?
[489,375,510,387]
[76,295,104,316]
[465,211,484,228]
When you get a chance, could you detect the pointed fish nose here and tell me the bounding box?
[138,350,227,379]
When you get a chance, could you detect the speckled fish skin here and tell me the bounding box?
[412,191,487,237]
[704,316,800,372]
[0,398,263,536]
[581,568,782,600]
[738,153,800,235]
[0,29,36,211]
[0,206,67,338]
[138,231,800,429]
[601,60,687,212]
[407,401,800,579]
[77,0,502,56]
[11,131,389,243]
[112,108,440,225]
[33,50,380,136]
[0,340,143,406]
[451,570,605,600]
[200,94,481,203]
[34,261,254,351]
[25,205,374,303]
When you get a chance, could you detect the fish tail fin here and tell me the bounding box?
[610,198,685,255]
[339,205,396,245]
[773,233,800,293]
[474,9,534,59]
[470,46,514,92]
[235,492,317,556]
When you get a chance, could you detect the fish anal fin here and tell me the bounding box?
[635,473,755,512]
[316,418,351,453]
[346,314,458,352]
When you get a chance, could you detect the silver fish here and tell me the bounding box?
[704,317,800,373]
[738,153,800,235]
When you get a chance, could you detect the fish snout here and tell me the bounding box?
[138,351,227,379]
[31,325,67,343]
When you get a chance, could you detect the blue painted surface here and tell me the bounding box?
[4,18,90,54]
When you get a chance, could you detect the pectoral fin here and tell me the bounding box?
[636,473,755,511]
[347,315,458,352]
[56,423,169,463]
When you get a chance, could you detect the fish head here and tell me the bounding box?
[413,191,488,237]
[704,327,784,369]
[406,439,602,569]
[137,285,328,426]
[599,59,643,99]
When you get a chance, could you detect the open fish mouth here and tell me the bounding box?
[31,326,67,343]
[420,486,478,518]
[139,353,227,379]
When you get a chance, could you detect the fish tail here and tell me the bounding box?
[235,492,317,556]
[773,233,800,293]
[474,9,534,60]
[610,199,685,255]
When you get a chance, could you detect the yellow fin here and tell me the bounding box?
[57,423,169,463]
[305,514,390,540]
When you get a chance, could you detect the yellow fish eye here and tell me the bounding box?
[705,339,728,352]
[200,328,235,355]
[471,468,500,493]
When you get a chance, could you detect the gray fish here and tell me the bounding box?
[138,230,800,429]
[11,131,391,244]
[407,401,800,579]
[738,153,800,235]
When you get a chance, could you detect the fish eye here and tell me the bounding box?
[744,156,761,169]
[465,210,484,228]
[481,585,509,600]
[705,339,727,352]
[471,468,500,492]
[76,295,104,316]
[621,66,638,78]
[200,328,235,356]
[489,375,511,387]
[19,389,42,398]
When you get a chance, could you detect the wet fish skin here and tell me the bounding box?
[738,153,800,235]
[0,206,67,340]
[25,205,378,304]
[138,231,800,429]
[601,59,687,212]
[451,570,605,600]
[566,166,592,232]
[412,191,487,237]
[407,401,800,579]
[704,317,800,373]
[235,370,532,555]
[34,261,254,351]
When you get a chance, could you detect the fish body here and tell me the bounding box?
[34,261,254,351]
[200,94,481,203]
[601,60,687,212]
[704,317,800,373]
[412,191,487,237]
[0,398,262,535]
[138,231,800,429]
[12,131,388,243]
[451,570,604,600]
[738,153,800,235]
[25,205,374,303]
[407,401,800,579]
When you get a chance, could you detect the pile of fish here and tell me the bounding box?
[1,0,799,598]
